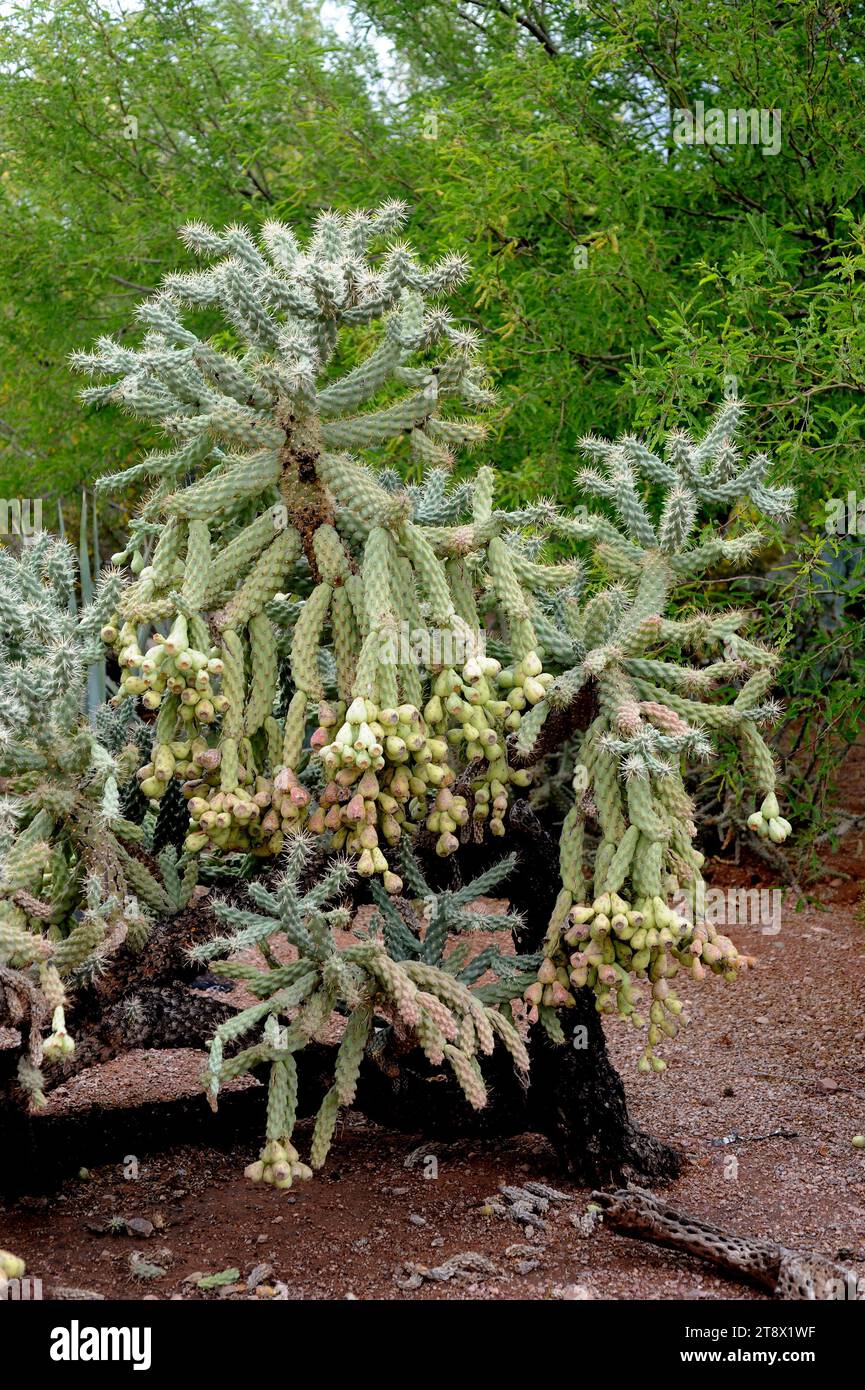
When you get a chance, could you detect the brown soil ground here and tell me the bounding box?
[2,750,864,1302]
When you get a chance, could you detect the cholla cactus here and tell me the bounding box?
[194,835,533,1181]
[0,537,190,1105]
[517,396,794,1070]
[72,204,557,891]
[71,206,793,1082]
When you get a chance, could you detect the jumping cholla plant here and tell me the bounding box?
[66,201,794,1153]
[0,537,194,1106]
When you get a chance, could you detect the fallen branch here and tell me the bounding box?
[592,1187,862,1300]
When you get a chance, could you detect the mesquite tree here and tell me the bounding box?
[1,203,793,1184]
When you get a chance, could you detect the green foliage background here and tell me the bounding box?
[0,0,863,858]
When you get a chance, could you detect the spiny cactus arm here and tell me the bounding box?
[298,856,354,915]
[0,740,50,776]
[522,608,584,667]
[617,434,677,487]
[317,336,404,418]
[398,522,459,629]
[288,582,331,700]
[162,450,281,521]
[508,668,595,769]
[369,881,423,961]
[473,961,540,1007]
[735,718,780,796]
[651,609,744,647]
[202,509,287,606]
[610,461,659,548]
[321,391,438,451]
[485,535,538,660]
[349,526,399,705]
[396,840,432,898]
[656,484,698,552]
[333,1004,373,1106]
[509,547,584,595]
[195,903,288,962]
[447,853,517,909]
[317,452,409,531]
[551,509,647,566]
[440,1043,487,1108]
[311,523,354,584]
[669,531,764,579]
[75,567,125,661]
[629,678,748,731]
[454,909,521,935]
[622,655,743,693]
[451,942,502,985]
[0,907,52,967]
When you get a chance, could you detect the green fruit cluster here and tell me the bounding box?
[309,650,550,891]
[182,751,309,856]
[312,696,455,890]
[109,605,304,855]
[527,891,751,1071]
[746,792,792,844]
[427,653,545,837]
[244,1138,313,1190]
[109,613,228,750]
